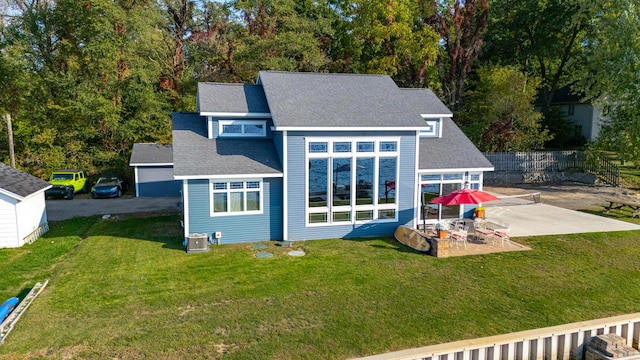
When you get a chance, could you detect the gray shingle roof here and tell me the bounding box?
[258,71,445,128]
[399,88,452,116]
[197,83,270,114]
[172,112,282,177]
[419,119,494,170]
[0,162,51,199]
[129,143,173,165]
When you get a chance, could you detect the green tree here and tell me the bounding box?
[458,65,550,152]
[573,2,640,166]
[482,0,599,115]
[343,0,440,88]
[0,0,173,176]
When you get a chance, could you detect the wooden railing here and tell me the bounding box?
[483,151,620,187]
[354,313,640,360]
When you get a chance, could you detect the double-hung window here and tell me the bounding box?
[210,180,262,216]
[306,138,400,226]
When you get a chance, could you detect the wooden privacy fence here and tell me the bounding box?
[355,312,640,360]
[483,151,620,187]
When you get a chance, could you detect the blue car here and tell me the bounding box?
[91,176,128,199]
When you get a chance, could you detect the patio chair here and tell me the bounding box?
[474,221,494,244]
[493,223,511,247]
[450,226,468,249]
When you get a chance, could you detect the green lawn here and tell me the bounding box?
[1,213,640,359]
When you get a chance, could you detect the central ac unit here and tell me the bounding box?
[186,233,210,253]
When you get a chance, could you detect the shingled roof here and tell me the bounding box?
[418,118,494,171]
[172,112,282,178]
[197,83,270,114]
[0,163,51,200]
[257,71,445,129]
[130,143,174,166]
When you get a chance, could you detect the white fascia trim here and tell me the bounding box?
[129,163,174,167]
[182,180,189,238]
[282,130,288,241]
[134,167,140,197]
[22,187,50,202]
[273,126,426,131]
[418,167,495,173]
[174,173,284,180]
[420,114,453,118]
[413,131,420,228]
[200,112,272,118]
[0,188,24,201]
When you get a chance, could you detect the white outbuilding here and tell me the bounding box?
[0,163,51,248]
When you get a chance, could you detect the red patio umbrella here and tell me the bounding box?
[430,188,500,206]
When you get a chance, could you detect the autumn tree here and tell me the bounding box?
[425,0,488,110]
[458,66,550,152]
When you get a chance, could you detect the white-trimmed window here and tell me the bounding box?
[218,120,267,137]
[420,118,440,137]
[210,180,263,216]
[419,171,482,221]
[306,138,400,226]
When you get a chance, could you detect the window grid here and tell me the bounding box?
[306,138,400,226]
[210,180,263,216]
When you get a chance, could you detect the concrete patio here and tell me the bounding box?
[484,195,640,237]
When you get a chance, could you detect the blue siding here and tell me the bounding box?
[138,180,181,197]
[286,131,417,240]
[186,178,283,244]
[210,118,274,139]
[273,132,284,167]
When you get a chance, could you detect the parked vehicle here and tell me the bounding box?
[45,170,87,200]
[91,176,128,199]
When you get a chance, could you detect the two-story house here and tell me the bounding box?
[172,71,494,244]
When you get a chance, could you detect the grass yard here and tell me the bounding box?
[1,213,640,359]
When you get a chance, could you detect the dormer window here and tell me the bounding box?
[218,120,267,137]
[420,117,440,137]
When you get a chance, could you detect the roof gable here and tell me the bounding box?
[0,163,51,200]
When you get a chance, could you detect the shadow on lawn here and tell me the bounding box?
[49,212,187,251]
[345,236,429,255]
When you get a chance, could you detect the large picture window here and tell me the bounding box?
[210,180,262,216]
[306,138,399,226]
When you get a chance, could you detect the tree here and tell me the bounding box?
[425,0,489,110]
[458,65,550,152]
[573,1,640,166]
[482,0,599,115]
[342,0,440,88]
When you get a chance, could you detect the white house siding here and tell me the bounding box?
[0,192,19,248]
[15,192,47,246]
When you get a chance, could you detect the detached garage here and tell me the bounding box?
[0,163,51,248]
[130,143,181,197]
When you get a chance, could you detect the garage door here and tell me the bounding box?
[135,166,181,197]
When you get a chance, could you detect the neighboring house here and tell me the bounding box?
[172,71,494,244]
[129,143,181,197]
[536,86,608,142]
[0,163,51,248]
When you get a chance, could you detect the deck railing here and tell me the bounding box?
[354,313,640,360]
[483,151,620,187]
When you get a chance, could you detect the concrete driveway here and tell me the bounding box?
[484,196,640,237]
[46,196,181,221]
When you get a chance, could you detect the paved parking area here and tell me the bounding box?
[484,196,640,237]
[46,196,181,221]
